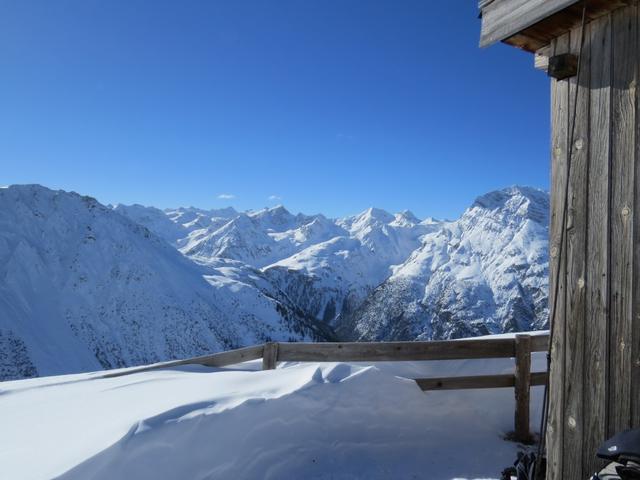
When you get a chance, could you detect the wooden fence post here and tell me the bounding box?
[262,342,279,370]
[514,334,532,442]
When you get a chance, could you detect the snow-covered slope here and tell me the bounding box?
[0,186,327,381]
[0,337,546,480]
[113,186,549,340]
[342,187,549,340]
[263,208,443,324]
[0,184,549,380]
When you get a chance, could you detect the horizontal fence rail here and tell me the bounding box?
[100,332,549,442]
[415,371,548,391]
[101,344,265,379]
[275,335,548,363]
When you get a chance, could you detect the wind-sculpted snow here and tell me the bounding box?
[0,186,325,380]
[0,343,546,480]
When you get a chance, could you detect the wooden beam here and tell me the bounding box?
[101,345,265,379]
[415,371,548,391]
[479,0,580,48]
[530,334,550,352]
[514,334,533,443]
[583,13,611,475]
[547,53,579,80]
[563,22,591,479]
[535,45,552,72]
[608,5,637,436]
[547,31,570,480]
[276,338,518,362]
[481,0,633,53]
[262,342,279,370]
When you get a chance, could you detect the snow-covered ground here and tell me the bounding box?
[0,335,546,480]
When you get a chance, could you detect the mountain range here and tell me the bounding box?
[0,184,549,380]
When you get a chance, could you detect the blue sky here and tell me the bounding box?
[1,1,549,219]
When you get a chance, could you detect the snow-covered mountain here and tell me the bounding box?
[341,187,549,340]
[1,184,549,380]
[115,186,549,342]
[0,186,327,381]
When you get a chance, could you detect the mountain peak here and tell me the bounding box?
[469,186,549,224]
[472,186,547,210]
[394,210,420,224]
[355,207,395,224]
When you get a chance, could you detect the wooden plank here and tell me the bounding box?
[262,342,279,370]
[95,335,548,380]
[481,0,633,52]
[547,32,571,480]
[608,3,637,436]
[506,0,635,52]
[634,2,640,432]
[583,12,612,476]
[563,21,590,480]
[416,373,516,391]
[530,334,550,352]
[480,0,580,48]
[415,372,548,391]
[535,45,552,72]
[514,335,533,442]
[531,371,551,386]
[548,53,579,80]
[101,344,265,379]
[276,338,516,363]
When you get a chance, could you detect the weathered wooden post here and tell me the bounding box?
[262,342,279,370]
[479,1,640,479]
[514,334,532,443]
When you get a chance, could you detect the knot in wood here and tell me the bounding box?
[554,147,562,159]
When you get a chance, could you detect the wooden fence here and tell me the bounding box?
[103,333,549,443]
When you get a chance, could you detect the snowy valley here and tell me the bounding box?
[0,184,549,380]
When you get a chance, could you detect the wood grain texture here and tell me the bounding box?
[530,334,550,352]
[480,0,632,51]
[547,32,570,480]
[101,344,265,379]
[563,22,590,480]
[633,1,640,432]
[608,4,637,436]
[262,342,279,370]
[515,334,533,442]
[277,338,517,362]
[583,12,612,475]
[415,372,548,391]
[480,0,580,48]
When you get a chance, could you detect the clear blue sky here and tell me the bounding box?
[1,0,549,219]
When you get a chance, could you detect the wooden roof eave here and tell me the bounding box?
[479,0,636,53]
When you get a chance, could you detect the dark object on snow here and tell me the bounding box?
[591,429,640,480]
[502,452,545,480]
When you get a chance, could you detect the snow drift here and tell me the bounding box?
[0,337,546,480]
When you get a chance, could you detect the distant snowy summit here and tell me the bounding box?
[0,184,549,380]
